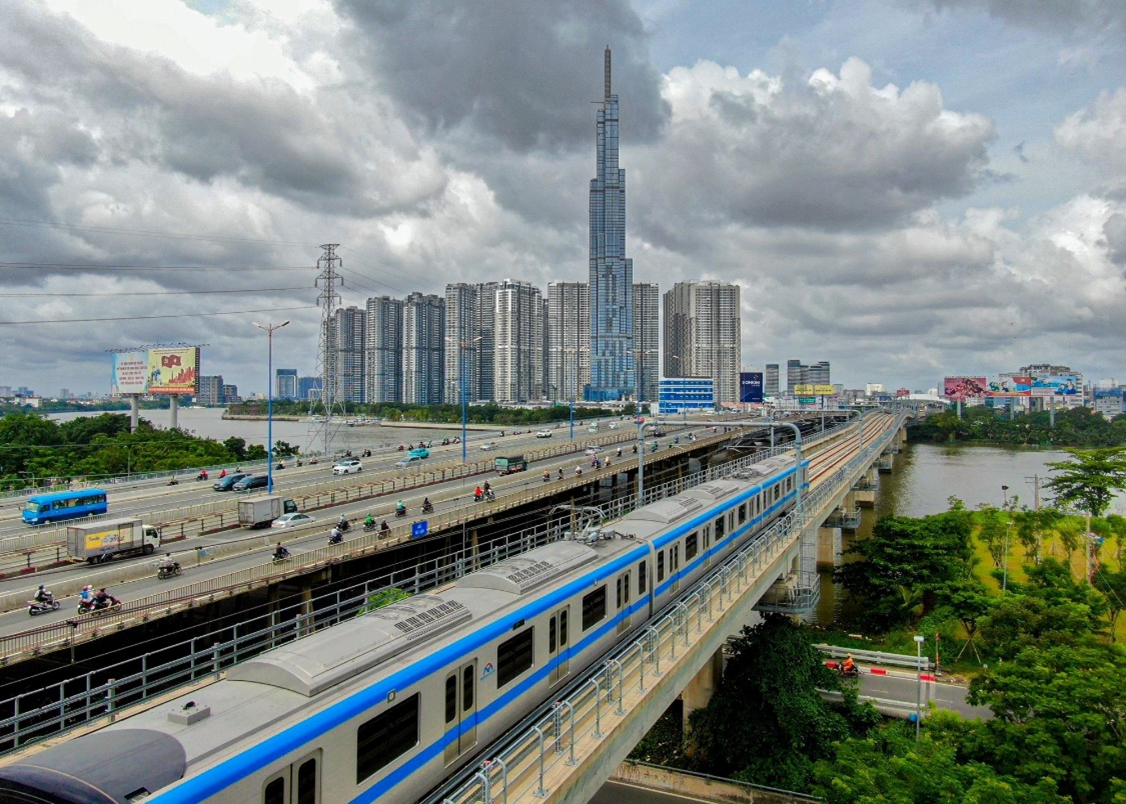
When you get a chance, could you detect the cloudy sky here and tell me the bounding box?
[2,0,1124,397]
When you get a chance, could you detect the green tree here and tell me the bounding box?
[246,443,267,461]
[968,643,1126,802]
[941,576,994,664]
[1045,448,1126,575]
[835,512,974,629]
[812,714,1067,804]
[686,615,876,792]
[223,436,247,461]
[1092,567,1126,638]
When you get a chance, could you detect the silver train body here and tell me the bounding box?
[0,456,807,804]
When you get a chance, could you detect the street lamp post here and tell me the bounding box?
[447,336,481,463]
[914,634,925,741]
[254,320,290,495]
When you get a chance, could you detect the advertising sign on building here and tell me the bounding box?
[1031,375,1081,397]
[896,388,910,398]
[110,351,149,395]
[794,384,836,396]
[988,376,1032,397]
[147,347,200,395]
[943,377,988,400]
[739,372,764,404]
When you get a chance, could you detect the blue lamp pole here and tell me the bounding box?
[254,320,289,494]
[448,336,480,463]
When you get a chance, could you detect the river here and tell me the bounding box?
[47,407,469,455]
[813,441,1126,625]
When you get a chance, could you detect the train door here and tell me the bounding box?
[548,606,571,685]
[669,544,681,594]
[702,525,712,569]
[615,572,631,635]
[262,750,321,804]
[443,660,478,765]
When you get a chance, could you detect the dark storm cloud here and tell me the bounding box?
[634,59,994,233]
[333,0,669,152]
[0,3,383,215]
[1105,213,1126,267]
[916,0,1126,37]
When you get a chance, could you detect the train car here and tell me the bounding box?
[0,456,807,804]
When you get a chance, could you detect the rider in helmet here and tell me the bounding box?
[395,499,405,513]
[364,513,375,528]
[35,584,53,604]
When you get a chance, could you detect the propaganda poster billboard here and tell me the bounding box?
[987,376,1032,397]
[147,347,200,395]
[111,351,149,395]
[1031,375,1081,397]
[943,377,988,400]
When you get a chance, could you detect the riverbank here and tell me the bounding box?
[220,414,302,421]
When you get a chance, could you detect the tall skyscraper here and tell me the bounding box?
[403,293,445,405]
[333,306,366,404]
[365,296,404,403]
[764,364,780,397]
[786,359,805,394]
[494,279,544,403]
[587,47,634,401]
[198,375,224,406]
[633,282,660,405]
[809,360,831,386]
[275,369,297,400]
[444,283,482,405]
[547,281,590,404]
[663,281,741,404]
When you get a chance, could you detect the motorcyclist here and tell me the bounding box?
[395,499,406,514]
[474,486,483,501]
[543,470,551,482]
[219,469,227,479]
[842,654,856,675]
[34,585,53,604]
[273,543,290,560]
[198,469,208,480]
[380,520,390,534]
[616,447,622,457]
[94,588,114,608]
[557,467,564,480]
[422,497,433,512]
[483,481,491,496]
[364,514,375,529]
[575,466,583,476]
[338,513,349,531]
[79,585,93,605]
[329,527,342,544]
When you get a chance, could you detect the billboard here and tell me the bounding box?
[739,372,764,404]
[147,347,200,395]
[943,376,988,400]
[987,376,1032,397]
[1031,375,1081,397]
[111,351,149,395]
[794,384,836,396]
[896,388,910,398]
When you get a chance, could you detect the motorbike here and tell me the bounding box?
[837,663,860,679]
[328,532,343,545]
[395,507,408,518]
[156,561,182,579]
[196,471,208,481]
[337,519,351,533]
[272,552,291,564]
[28,598,60,616]
[78,596,122,616]
[543,472,551,482]
[362,521,376,532]
[421,501,434,514]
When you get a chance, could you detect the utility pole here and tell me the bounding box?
[312,244,343,456]
[1024,474,1041,511]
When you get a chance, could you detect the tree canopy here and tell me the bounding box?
[1044,447,1126,519]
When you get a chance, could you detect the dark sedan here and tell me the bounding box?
[232,475,269,492]
[212,473,249,491]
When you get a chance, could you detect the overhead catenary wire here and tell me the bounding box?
[0,287,311,297]
[0,261,314,272]
[0,217,319,248]
[0,305,317,326]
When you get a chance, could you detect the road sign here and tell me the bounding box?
[411,521,429,538]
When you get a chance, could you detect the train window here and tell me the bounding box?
[685,533,698,561]
[616,572,631,608]
[582,586,606,630]
[559,609,568,647]
[738,503,747,525]
[463,665,475,712]
[445,675,457,723]
[774,485,780,502]
[356,693,420,784]
[264,778,285,804]
[497,628,534,688]
[296,758,317,804]
[549,617,557,653]
[638,560,647,595]
[671,545,680,572]
[657,551,665,582]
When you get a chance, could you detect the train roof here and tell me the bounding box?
[457,540,598,595]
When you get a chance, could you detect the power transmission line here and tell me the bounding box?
[0,287,309,298]
[0,305,316,325]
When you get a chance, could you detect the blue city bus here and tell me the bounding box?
[22,489,108,526]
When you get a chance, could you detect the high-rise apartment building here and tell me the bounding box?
[808,360,831,386]
[786,360,805,394]
[297,376,319,402]
[444,283,482,405]
[197,375,224,406]
[275,369,297,400]
[663,281,741,404]
[403,293,445,405]
[333,306,366,405]
[633,282,660,406]
[547,281,590,404]
[494,280,544,403]
[764,364,780,397]
[365,296,404,403]
[587,48,634,401]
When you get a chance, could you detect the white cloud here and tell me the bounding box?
[1055,88,1126,179]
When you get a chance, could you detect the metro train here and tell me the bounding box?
[0,454,808,804]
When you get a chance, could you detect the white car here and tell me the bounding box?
[271,512,316,529]
[332,459,363,475]
[536,430,553,438]
[584,445,603,455]
[479,441,499,451]
[607,422,619,429]
[394,454,423,469]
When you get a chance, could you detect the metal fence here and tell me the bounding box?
[0,413,900,753]
[434,414,904,804]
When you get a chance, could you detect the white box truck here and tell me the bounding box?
[238,495,298,529]
[67,518,161,564]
